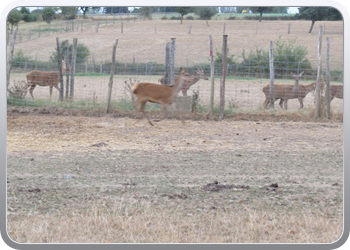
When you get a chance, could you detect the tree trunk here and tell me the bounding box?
[259,12,263,22]
[309,20,316,33]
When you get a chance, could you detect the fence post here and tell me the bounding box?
[219,35,228,121]
[188,24,192,34]
[325,37,331,119]
[56,37,64,101]
[106,39,119,113]
[70,38,78,101]
[64,40,70,100]
[269,41,275,109]
[314,25,323,119]
[170,38,176,86]
[7,28,17,90]
[288,23,291,34]
[164,42,171,85]
[209,35,215,117]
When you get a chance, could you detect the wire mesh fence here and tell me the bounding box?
[7,18,344,114]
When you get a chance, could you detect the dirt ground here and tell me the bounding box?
[6,111,343,243]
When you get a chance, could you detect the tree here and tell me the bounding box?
[103,7,129,14]
[42,7,56,24]
[19,7,37,22]
[193,7,218,21]
[79,7,101,19]
[60,7,78,20]
[296,7,342,33]
[7,9,22,33]
[174,7,193,24]
[250,7,274,22]
[50,41,90,64]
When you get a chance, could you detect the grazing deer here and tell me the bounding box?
[26,61,68,100]
[132,75,187,126]
[330,85,343,101]
[263,72,315,110]
[158,68,208,96]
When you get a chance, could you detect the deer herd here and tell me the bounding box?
[22,62,343,126]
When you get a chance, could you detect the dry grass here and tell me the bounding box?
[13,19,344,68]
[8,201,342,243]
[7,114,343,243]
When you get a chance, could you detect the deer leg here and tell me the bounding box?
[28,85,36,100]
[263,98,269,109]
[279,99,284,108]
[298,98,304,109]
[49,86,53,100]
[139,101,153,126]
[283,99,288,110]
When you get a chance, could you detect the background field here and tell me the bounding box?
[8,18,344,113]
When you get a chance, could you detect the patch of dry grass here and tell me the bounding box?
[7,201,342,243]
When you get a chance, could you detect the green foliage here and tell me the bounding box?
[193,7,218,20]
[7,9,22,31]
[60,7,78,20]
[50,42,90,64]
[214,48,237,67]
[239,38,312,78]
[42,7,56,24]
[19,7,38,22]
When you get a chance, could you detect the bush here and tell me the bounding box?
[50,42,90,64]
[185,16,194,20]
[239,37,313,78]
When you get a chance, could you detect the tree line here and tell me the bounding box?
[7,7,342,34]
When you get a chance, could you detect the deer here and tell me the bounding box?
[158,67,208,96]
[132,74,188,126]
[263,71,316,110]
[25,60,68,100]
[330,85,343,101]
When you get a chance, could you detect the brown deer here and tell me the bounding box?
[330,85,343,101]
[263,72,315,110]
[26,61,68,100]
[132,75,187,126]
[158,68,208,96]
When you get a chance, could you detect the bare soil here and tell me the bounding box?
[7,111,343,243]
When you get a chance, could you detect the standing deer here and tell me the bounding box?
[132,75,187,126]
[26,61,67,100]
[330,85,343,101]
[158,67,208,96]
[263,72,315,110]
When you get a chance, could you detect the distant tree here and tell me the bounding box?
[103,7,129,14]
[60,7,78,20]
[79,7,101,19]
[7,9,22,33]
[19,7,37,22]
[250,7,275,22]
[273,7,288,14]
[174,7,193,24]
[42,7,56,24]
[296,7,342,33]
[193,7,218,20]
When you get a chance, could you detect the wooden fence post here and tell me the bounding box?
[106,39,119,113]
[56,37,64,101]
[209,35,215,117]
[64,40,70,100]
[288,23,291,34]
[269,41,275,109]
[170,38,176,86]
[219,35,228,120]
[164,42,171,85]
[70,38,78,101]
[325,37,331,119]
[7,28,17,89]
[314,25,323,119]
